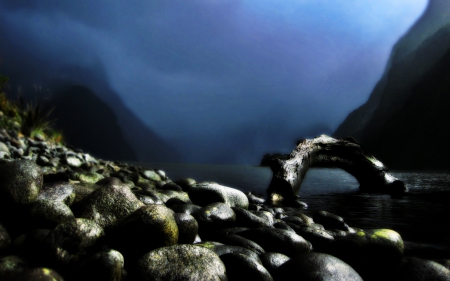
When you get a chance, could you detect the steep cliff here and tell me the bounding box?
[334,0,450,169]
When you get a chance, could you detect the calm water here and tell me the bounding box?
[140,163,450,246]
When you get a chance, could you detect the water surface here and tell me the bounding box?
[140,163,450,246]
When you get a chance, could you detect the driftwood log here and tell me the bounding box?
[266,135,407,203]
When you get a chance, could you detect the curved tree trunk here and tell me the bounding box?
[267,135,407,203]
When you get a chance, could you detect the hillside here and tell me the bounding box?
[334,0,450,169]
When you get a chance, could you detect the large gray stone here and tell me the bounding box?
[327,228,404,281]
[75,181,144,228]
[0,160,43,205]
[237,228,312,258]
[274,252,363,281]
[174,213,198,244]
[220,253,273,281]
[38,182,76,206]
[136,244,227,281]
[109,205,178,259]
[29,200,75,228]
[46,218,105,267]
[77,249,126,281]
[189,182,249,209]
[397,257,450,281]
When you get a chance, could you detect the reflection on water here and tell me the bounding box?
[140,163,450,246]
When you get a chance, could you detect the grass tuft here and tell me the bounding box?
[0,75,63,143]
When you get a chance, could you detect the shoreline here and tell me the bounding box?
[0,129,449,279]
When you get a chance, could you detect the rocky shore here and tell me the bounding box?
[0,128,449,281]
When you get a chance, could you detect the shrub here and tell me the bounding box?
[0,75,63,143]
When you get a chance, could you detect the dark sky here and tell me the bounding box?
[0,0,427,164]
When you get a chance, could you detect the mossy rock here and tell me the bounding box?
[108,205,178,260]
[327,228,404,281]
[0,160,43,205]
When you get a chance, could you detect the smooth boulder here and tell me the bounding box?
[0,160,43,205]
[237,228,312,257]
[274,252,363,281]
[189,182,249,209]
[109,205,178,259]
[46,218,105,267]
[136,244,227,281]
[220,253,273,281]
[327,229,404,281]
[75,181,144,229]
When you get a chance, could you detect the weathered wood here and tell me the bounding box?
[267,135,407,203]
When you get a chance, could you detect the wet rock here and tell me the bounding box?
[46,218,105,267]
[141,170,162,182]
[72,183,99,203]
[169,203,202,216]
[65,156,82,168]
[218,227,250,236]
[135,189,164,205]
[237,228,312,257]
[273,221,295,232]
[19,267,64,281]
[0,142,10,156]
[246,192,265,204]
[206,244,261,263]
[314,211,350,231]
[216,234,265,255]
[75,181,144,229]
[221,253,273,281]
[194,203,236,239]
[252,211,274,225]
[274,252,363,281]
[0,159,43,205]
[38,182,75,206]
[290,199,308,209]
[166,197,188,207]
[153,189,192,204]
[232,207,273,228]
[396,257,450,281]
[189,182,249,209]
[70,169,104,184]
[174,213,198,244]
[136,244,227,281]
[0,255,28,281]
[174,178,196,192]
[327,228,404,281]
[283,211,314,225]
[0,223,11,254]
[109,205,178,259]
[286,223,335,251]
[161,182,183,191]
[76,249,126,281]
[259,252,290,274]
[282,215,309,227]
[29,200,75,228]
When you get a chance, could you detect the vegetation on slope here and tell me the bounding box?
[0,75,63,143]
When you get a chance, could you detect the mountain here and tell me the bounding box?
[334,0,450,169]
[0,39,180,163]
[47,84,137,161]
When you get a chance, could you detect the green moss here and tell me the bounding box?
[356,231,366,237]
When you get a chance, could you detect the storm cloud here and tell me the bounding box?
[0,0,427,164]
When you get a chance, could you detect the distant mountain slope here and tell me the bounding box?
[362,46,450,169]
[0,41,180,163]
[334,0,450,169]
[47,83,180,162]
[48,85,137,161]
